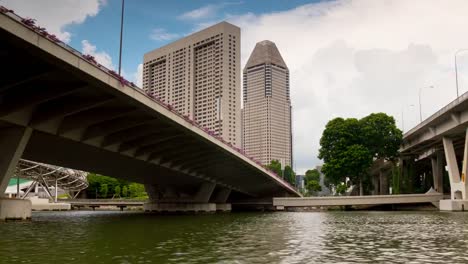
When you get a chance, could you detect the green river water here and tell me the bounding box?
[0,211,467,263]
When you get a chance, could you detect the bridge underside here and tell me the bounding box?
[400,92,468,211]
[0,12,299,218]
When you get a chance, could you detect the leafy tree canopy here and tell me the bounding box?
[318,113,402,191]
[305,180,322,195]
[266,160,282,176]
[305,169,320,182]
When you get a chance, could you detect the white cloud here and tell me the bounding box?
[225,0,468,173]
[134,64,143,87]
[150,28,180,41]
[178,4,219,20]
[1,0,105,43]
[178,2,242,21]
[81,40,115,70]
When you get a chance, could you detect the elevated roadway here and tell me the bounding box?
[400,89,468,211]
[0,10,299,218]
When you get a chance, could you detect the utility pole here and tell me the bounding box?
[118,0,125,75]
[455,49,468,99]
[418,86,434,122]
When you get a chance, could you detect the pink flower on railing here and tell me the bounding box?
[47,34,61,43]
[0,6,13,13]
[83,54,97,64]
[21,18,35,27]
[35,26,47,35]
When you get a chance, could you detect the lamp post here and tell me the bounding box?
[401,104,415,132]
[455,49,468,99]
[419,85,434,122]
[118,0,125,75]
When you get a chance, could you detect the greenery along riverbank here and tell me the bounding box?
[86,174,148,199]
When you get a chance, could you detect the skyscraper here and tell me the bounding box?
[242,40,292,166]
[143,22,241,147]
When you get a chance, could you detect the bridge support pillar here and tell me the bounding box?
[379,170,389,195]
[144,182,219,213]
[0,127,32,220]
[211,188,231,212]
[431,152,444,193]
[441,134,468,211]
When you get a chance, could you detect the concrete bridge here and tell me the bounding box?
[0,10,299,219]
[400,91,468,211]
[273,193,444,210]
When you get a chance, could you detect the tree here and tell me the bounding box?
[306,180,322,195]
[122,186,128,197]
[305,169,320,182]
[284,165,296,186]
[360,113,402,161]
[114,185,121,198]
[335,183,347,195]
[318,113,402,194]
[266,160,282,176]
[99,184,108,198]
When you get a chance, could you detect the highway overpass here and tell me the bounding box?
[0,10,299,219]
[400,90,468,211]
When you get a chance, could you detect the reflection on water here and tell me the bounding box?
[0,211,467,263]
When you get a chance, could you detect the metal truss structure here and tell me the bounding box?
[15,159,88,199]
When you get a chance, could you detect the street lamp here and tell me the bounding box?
[419,85,434,122]
[401,104,415,132]
[455,49,468,98]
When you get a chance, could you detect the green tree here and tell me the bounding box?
[335,182,347,195]
[306,180,322,195]
[128,183,147,198]
[284,165,296,186]
[266,160,282,176]
[122,186,128,197]
[99,184,108,198]
[319,113,402,194]
[359,113,402,161]
[305,169,320,182]
[114,185,121,198]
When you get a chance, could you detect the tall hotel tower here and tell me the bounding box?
[242,40,292,166]
[143,22,241,147]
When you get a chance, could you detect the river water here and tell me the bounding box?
[0,211,467,263]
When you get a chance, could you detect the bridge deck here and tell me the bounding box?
[273,193,443,207]
[0,10,300,202]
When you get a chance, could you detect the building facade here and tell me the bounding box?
[143,22,241,147]
[242,40,292,166]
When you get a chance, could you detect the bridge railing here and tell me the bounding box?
[0,6,298,194]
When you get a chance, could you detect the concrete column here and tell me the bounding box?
[431,152,444,193]
[0,127,33,221]
[212,188,231,212]
[212,188,231,203]
[442,137,463,199]
[0,127,32,194]
[379,170,388,195]
[373,174,379,195]
[193,182,216,203]
[144,184,160,201]
[144,182,218,213]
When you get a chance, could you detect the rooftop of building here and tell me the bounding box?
[245,40,288,70]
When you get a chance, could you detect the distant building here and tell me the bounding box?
[296,174,305,191]
[316,166,331,196]
[143,22,241,147]
[242,40,292,166]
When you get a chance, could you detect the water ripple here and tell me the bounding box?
[0,211,466,263]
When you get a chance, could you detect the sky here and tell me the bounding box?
[2,0,468,174]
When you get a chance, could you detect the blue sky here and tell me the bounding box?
[65,0,325,84]
[3,0,468,173]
